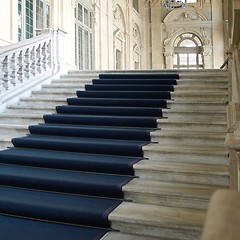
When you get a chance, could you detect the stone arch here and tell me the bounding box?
[132,23,142,69]
[113,3,126,69]
[163,8,213,69]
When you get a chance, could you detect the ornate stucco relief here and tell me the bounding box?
[163,8,213,68]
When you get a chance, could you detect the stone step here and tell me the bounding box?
[61,72,98,78]
[6,105,56,114]
[109,202,205,240]
[102,232,161,240]
[0,124,28,137]
[0,138,13,149]
[34,87,84,94]
[162,109,227,121]
[172,96,227,103]
[168,98,227,104]
[177,79,227,85]
[143,144,228,165]
[30,91,76,99]
[0,113,44,125]
[18,98,67,107]
[171,91,227,99]
[134,161,229,187]
[42,83,87,89]
[167,101,227,111]
[123,178,221,210]
[157,119,227,132]
[174,85,227,91]
[150,130,225,147]
[51,79,92,84]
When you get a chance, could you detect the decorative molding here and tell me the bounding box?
[113,4,126,31]
[164,8,209,23]
[71,0,76,8]
[172,11,206,21]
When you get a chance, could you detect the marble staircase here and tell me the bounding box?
[0,70,229,240]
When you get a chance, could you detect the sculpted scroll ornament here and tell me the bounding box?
[113,6,123,22]
[173,12,204,22]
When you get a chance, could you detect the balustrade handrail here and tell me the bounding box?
[0,29,52,55]
[0,28,66,106]
[224,4,240,190]
[220,57,230,69]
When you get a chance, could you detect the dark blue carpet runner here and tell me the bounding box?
[0,73,178,240]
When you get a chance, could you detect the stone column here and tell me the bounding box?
[212,0,225,68]
[151,3,164,69]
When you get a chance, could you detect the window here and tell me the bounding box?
[174,33,203,69]
[116,50,122,69]
[75,2,93,70]
[25,0,33,39]
[18,0,51,41]
[133,0,139,13]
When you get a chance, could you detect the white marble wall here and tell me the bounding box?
[0,0,226,70]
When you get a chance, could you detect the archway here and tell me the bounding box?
[113,4,126,70]
[163,8,213,69]
[173,33,203,69]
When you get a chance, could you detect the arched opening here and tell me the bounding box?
[113,4,126,70]
[173,33,203,69]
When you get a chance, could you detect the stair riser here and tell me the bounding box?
[134,170,229,187]
[175,86,227,91]
[102,232,161,240]
[143,151,228,165]
[0,117,44,125]
[163,112,227,121]
[110,221,202,240]
[157,123,227,133]
[151,137,225,147]
[0,128,28,138]
[6,108,56,114]
[124,192,210,210]
[18,100,67,107]
[0,141,13,149]
[172,97,227,102]
[36,88,84,94]
[42,84,86,89]
[167,104,226,111]
[31,92,76,99]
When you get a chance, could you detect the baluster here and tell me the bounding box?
[17,51,24,83]
[47,40,52,69]
[30,46,36,76]
[41,42,47,71]
[24,48,30,79]
[36,44,42,74]
[2,56,10,90]
[10,53,17,86]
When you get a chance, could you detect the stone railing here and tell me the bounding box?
[224,3,240,189]
[0,28,66,106]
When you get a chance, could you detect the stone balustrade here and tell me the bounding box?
[224,2,240,190]
[0,28,66,105]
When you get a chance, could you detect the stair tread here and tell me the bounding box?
[151,130,225,138]
[157,118,227,125]
[172,91,227,95]
[0,113,43,118]
[0,124,28,129]
[109,202,206,228]
[7,105,55,110]
[143,143,228,155]
[102,232,160,240]
[123,178,221,199]
[163,109,226,113]
[134,161,229,175]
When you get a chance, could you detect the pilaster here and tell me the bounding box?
[212,0,225,68]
